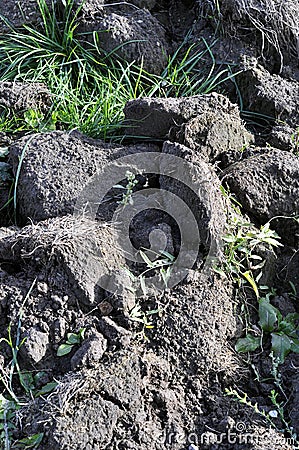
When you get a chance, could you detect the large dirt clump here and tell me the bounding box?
[124,93,253,161]
[0,0,53,32]
[9,131,160,223]
[222,147,299,245]
[200,0,299,71]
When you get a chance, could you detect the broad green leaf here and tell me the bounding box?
[278,318,297,335]
[57,343,73,356]
[17,432,44,448]
[258,298,279,332]
[235,334,261,353]
[284,312,299,324]
[33,371,47,385]
[290,337,299,354]
[36,382,58,397]
[271,333,291,363]
[20,372,35,392]
[67,333,80,344]
[242,270,259,298]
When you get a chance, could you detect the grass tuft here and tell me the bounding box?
[0,0,237,140]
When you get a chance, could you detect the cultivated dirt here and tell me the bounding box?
[0,1,299,449]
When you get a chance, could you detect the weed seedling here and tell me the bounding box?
[235,289,299,364]
[0,280,48,449]
[57,328,86,356]
[113,171,138,206]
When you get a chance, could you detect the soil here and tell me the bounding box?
[0,1,299,449]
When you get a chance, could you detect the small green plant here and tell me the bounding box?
[0,281,55,449]
[225,387,278,428]
[215,187,282,298]
[113,171,139,206]
[129,304,159,330]
[225,387,298,445]
[125,249,175,297]
[125,249,174,338]
[57,328,86,356]
[291,127,299,154]
[235,289,299,364]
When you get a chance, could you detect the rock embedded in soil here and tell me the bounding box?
[222,147,299,244]
[9,130,160,223]
[0,81,51,114]
[124,93,253,161]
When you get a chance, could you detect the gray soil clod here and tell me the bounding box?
[201,0,299,70]
[77,7,170,74]
[222,147,299,244]
[0,0,53,32]
[0,215,127,306]
[124,93,254,160]
[0,81,52,115]
[237,57,299,126]
[9,130,160,223]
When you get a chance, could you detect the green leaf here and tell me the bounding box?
[161,266,172,287]
[17,432,44,448]
[278,319,297,335]
[159,250,175,262]
[57,343,73,356]
[262,237,283,247]
[139,250,155,268]
[258,298,279,332]
[271,333,291,364]
[78,328,86,340]
[213,266,226,277]
[67,333,80,344]
[284,312,299,324]
[36,382,58,397]
[290,337,299,354]
[235,333,261,353]
[223,235,236,243]
[19,372,35,392]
